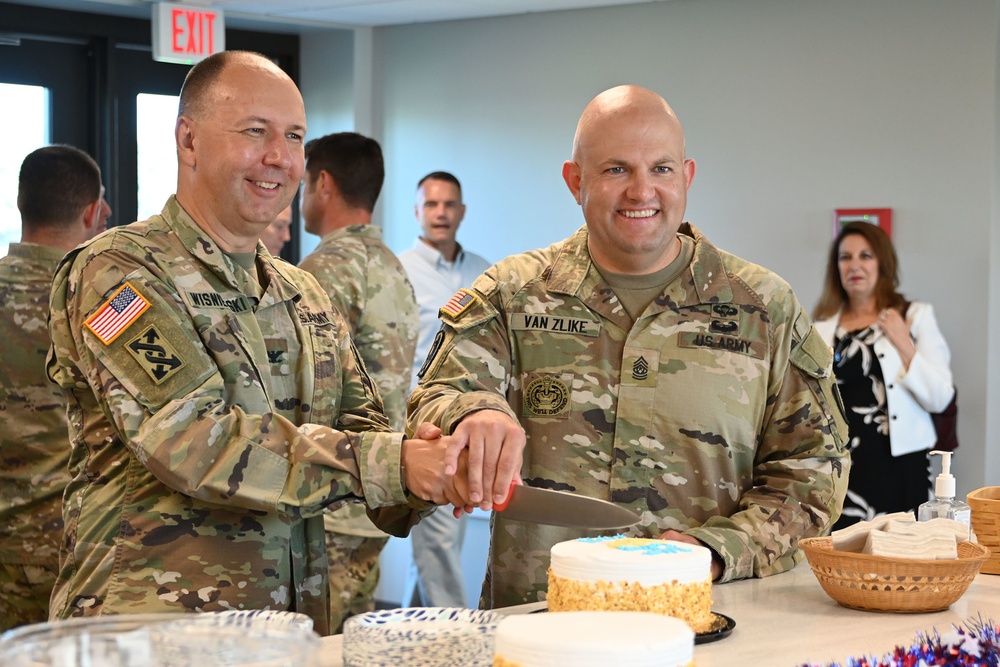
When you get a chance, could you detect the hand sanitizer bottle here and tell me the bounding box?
[917,450,972,538]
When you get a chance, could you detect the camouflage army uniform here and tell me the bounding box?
[0,243,72,630]
[299,224,418,631]
[46,198,427,634]
[407,223,850,609]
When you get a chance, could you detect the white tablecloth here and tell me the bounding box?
[319,562,1000,667]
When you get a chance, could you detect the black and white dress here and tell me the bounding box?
[831,325,930,530]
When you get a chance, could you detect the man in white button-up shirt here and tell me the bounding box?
[399,171,491,608]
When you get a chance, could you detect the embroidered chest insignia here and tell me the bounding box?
[525,376,570,416]
[632,356,649,381]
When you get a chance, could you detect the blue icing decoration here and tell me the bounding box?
[576,536,693,555]
[615,543,692,556]
[578,535,626,543]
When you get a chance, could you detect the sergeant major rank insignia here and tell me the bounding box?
[440,289,476,319]
[85,282,151,345]
[632,356,649,381]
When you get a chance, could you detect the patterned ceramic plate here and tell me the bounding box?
[343,607,502,667]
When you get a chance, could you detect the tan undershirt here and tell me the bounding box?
[596,235,694,321]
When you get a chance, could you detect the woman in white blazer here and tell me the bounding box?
[813,222,954,529]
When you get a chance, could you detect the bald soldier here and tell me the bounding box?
[407,85,850,609]
[0,145,111,630]
[46,51,514,633]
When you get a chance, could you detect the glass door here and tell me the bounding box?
[0,36,94,256]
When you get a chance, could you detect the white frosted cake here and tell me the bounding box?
[492,611,694,667]
[546,536,714,633]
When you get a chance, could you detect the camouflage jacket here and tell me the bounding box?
[300,224,419,538]
[46,197,424,633]
[0,243,70,567]
[407,223,850,609]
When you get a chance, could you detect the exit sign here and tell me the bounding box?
[152,2,225,65]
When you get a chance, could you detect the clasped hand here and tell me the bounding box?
[401,412,525,513]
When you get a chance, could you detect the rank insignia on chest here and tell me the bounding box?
[632,356,649,381]
[440,289,476,319]
[85,282,151,345]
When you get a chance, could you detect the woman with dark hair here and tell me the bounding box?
[813,221,954,529]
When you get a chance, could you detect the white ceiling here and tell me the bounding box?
[6,0,672,30]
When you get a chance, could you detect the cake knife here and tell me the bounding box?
[493,483,640,529]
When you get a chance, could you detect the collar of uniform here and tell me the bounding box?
[679,222,734,306]
[4,242,66,265]
[544,226,591,295]
[257,256,304,306]
[162,196,243,291]
[317,223,382,248]
[410,237,466,269]
[544,223,734,307]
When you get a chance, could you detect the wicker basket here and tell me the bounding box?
[968,487,1000,575]
[798,536,989,613]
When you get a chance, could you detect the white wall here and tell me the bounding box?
[299,27,355,256]
[365,0,998,494]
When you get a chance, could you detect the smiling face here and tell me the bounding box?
[176,55,306,251]
[837,232,880,303]
[563,86,695,275]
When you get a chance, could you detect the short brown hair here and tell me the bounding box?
[813,221,905,320]
[17,145,101,229]
[304,133,384,213]
[178,50,270,119]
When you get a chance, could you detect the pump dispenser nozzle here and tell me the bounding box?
[929,450,955,499]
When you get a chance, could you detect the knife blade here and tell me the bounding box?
[493,483,639,529]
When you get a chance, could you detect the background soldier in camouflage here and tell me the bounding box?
[45,51,513,634]
[298,132,419,631]
[0,145,111,631]
[407,85,851,609]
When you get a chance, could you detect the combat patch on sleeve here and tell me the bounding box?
[125,325,186,385]
[417,328,445,380]
[85,282,151,345]
[440,289,476,319]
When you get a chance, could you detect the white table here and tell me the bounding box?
[319,563,1000,667]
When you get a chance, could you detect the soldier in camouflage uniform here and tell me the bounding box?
[45,51,499,635]
[0,146,111,631]
[298,133,419,631]
[407,85,851,609]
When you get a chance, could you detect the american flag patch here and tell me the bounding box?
[440,289,476,319]
[85,282,151,345]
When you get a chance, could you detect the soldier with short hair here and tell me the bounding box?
[45,51,516,633]
[406,85,851,610]
[0,145,111,630]
[298,132,419,631]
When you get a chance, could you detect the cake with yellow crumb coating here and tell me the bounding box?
[546,536,714,633]
[492,611,694,667]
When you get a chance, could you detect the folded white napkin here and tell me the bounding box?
[862,529,958,559]
[831,512,916,552]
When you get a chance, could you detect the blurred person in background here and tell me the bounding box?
[399,171,491,608]
[259,203,293,256]
[813,221,955,529]
[0,145,110,630]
